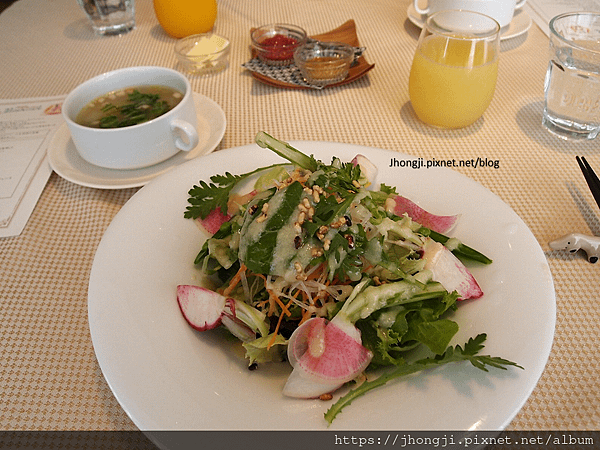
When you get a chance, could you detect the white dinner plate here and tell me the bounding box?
[47,93,226,189]
[407,4,533,41]
[88,142,555,436]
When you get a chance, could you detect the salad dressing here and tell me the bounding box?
[271,209,303,280]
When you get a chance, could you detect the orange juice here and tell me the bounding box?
[153,0,217,38]
[409,35,498,128]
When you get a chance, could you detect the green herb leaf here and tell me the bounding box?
[419,227,493,265]
[324,334,523,424]
[184,164,286,220]
[185,172,243,220]
[98,90,171,128]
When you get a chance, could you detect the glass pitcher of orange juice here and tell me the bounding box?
[408,10,500,128]
[153,0,217,39]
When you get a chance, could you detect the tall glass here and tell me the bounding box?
[542,12,600,140]
[77,0,135,36]
[408,10,500,128]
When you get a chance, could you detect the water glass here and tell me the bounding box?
[408,10,500,129]
[77,0,135,36]
[542,12,600,140]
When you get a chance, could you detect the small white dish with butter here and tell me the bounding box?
[175,33,230,75]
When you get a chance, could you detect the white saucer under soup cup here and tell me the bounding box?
[62,66,199,170]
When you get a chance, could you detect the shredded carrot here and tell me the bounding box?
[267,295,296,349]
[305,263,325,281]
[297,290,314,325]
[222,263,247,297]
[266,289,291,317]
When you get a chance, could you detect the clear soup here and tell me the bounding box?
[75,85,184,128]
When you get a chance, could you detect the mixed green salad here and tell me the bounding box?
[176,132,522,424]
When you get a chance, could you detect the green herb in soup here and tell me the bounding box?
[75,85,184,129]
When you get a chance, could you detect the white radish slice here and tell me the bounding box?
[283,367,345,398]
[389,195,459,234]
[352,154,378,188]
[422,239,483,300]
[176,285,227,331]
[283,318,373,398]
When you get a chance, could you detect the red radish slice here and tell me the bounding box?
[296,319,372,381]
[287,317,322,368]
[176,285,227,331]
[196,207,231,235]
[422,239,483,300]
[390,195,459,234]
[283,318,373,398]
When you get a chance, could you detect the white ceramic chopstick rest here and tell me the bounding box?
[549,233,600,264]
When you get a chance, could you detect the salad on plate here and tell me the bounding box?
[177,132,522,424]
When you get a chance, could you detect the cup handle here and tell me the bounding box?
[514,0,526,9]
[413,0,429,15]
[171,119,199,152]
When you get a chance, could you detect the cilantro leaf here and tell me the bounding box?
[184,164,285,220]
[185,172,243,220]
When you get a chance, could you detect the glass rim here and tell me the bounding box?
[549,11,600,56]
[425,9,500,40]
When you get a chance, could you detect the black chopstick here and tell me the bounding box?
[576,156,600,211]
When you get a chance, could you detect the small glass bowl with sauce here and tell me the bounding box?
[251,24,307,66]
[175,33,231,75]
[293,41,354,87]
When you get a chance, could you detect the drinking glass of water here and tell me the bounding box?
[543,12,600,140]
[77,0,135,36]
[408,10,500,129]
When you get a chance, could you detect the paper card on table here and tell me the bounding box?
[525,0,600,37]
[0,96,65,238]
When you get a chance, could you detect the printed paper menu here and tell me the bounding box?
[526,0,600,36]
[0,96,64,237]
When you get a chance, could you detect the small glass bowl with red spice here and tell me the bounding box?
[293,41,355,87]
[251,23,307,66]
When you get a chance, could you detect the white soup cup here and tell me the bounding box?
[62,66,199,170]
[413,0,526,28]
